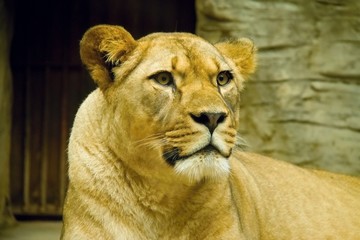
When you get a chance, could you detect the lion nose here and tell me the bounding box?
[190,112,227,134]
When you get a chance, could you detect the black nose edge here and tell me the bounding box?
[190,112,227,134]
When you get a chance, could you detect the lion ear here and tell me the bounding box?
[80,25,137,89]
[215,38,257,79]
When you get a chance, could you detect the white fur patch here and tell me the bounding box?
[174,152,230,183]
[211,131,228,155]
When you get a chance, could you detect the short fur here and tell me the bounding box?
[61,25,360,239]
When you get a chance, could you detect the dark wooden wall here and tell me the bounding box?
[10,0,195,217]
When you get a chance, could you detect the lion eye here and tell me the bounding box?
[217,71,233,86]
[151,71,174,86]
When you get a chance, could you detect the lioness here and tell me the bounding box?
[61,25,360,239]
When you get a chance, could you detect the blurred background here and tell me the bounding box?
[0,0,359,233]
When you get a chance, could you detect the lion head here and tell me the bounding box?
[78,25,256,184]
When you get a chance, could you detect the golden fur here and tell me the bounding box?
[61,25,360,239]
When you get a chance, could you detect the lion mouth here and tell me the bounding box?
[199,145,219,154]
[163,144,228,166]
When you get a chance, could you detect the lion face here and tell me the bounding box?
[80,25,256,183]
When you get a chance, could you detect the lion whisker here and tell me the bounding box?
[234,134,248,151]
[133,133,166,149]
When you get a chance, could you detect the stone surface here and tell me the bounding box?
[196,0,360,176]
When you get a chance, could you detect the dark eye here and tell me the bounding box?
[151,71,174,86]
[217,71,233,86]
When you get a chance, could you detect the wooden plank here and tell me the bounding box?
[59,66,69,211]
[9,67,26,212]
[45,66,63,214]
[23,66,31,213]
[40,66,50,213]
[28,66,46,214]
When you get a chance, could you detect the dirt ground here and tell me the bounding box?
[0,221,62,240]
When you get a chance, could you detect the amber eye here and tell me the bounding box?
[217,71,233,86]
[151,71,174,86]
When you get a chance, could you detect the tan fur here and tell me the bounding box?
[61,25,360,239]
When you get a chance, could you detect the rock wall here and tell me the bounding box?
[0,0,15,228]
[196,0,360,176]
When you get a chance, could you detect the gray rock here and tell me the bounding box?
[196,0,360,176]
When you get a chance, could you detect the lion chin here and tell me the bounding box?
[173,145,231,183]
